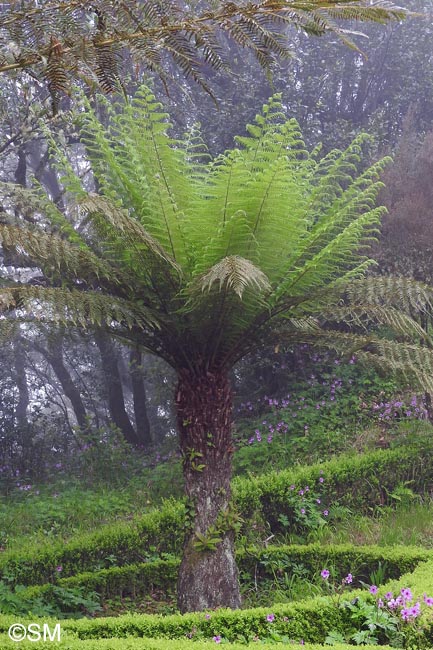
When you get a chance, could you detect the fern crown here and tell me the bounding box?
[1,86,432,389]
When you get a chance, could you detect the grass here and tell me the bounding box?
[306,499,433,548]
[0,458,183,552]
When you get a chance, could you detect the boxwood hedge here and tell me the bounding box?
[3,444,433,586]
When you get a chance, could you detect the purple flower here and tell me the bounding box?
[323,510,329,517]
[401,608,410,621]
[290,484,295,490]
[319,477,324,483]
[205,613,211,620]
[385,591,393,600]
[300,508,306,515]
[401,588,412,602]
[321,569,330,580]
[56,565,63,572]
[316,498,321,504]
[377,598,384,608]
[343,573,353,584]
[213,636,222,643]
[369,585,378,595]
[266,613,275,622]
[410,602,421,617]
[424,594,433,606]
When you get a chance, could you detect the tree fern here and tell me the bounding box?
[1,86,432,613]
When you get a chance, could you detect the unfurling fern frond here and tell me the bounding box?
[195,255,271,299]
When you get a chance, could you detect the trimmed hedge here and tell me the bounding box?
[233,442,433,530]
[0,499,184,586]
[2,554,433,647]
[239,543,431,584]
[4,443,433,586]
[0,636,396,650]
[20,544,431,604]
[22,559,179,602]
[0,601,347,644]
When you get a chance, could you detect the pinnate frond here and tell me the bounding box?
[0,286,157,330]
[345,276,433,314]
[0,224,117,285]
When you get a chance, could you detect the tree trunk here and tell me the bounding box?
[175,368,241,613]
[129,347,153,448]
[95,331,140,446]
[45,334,89,430]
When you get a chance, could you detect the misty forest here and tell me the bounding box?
[2,1,433,648]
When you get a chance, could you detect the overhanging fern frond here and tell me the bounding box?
[0,1,406,112]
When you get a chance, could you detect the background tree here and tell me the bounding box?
[0,90,432,611]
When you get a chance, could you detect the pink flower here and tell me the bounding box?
[369,585,378,595]
[266,613,275,622]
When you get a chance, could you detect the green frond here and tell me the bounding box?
[78,193,182,275]
[79,88,192,264]
[0,286,158,330]
[345,276,433,314]
[323,304,429,339]
[0,224,117,285]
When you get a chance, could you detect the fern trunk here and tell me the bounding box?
[175,368,241,613]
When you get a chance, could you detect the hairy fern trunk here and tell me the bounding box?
[176,369,241,613]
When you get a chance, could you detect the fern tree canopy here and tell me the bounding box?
[1,89,432,612]
[0,0,406,112]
